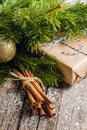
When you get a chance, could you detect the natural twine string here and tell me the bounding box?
[40,36,66,55]
[41,36,87,56]
[61,37,87,55]
[10,72,45,90]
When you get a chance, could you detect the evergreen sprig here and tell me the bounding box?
[68,2,87,34]
[14,51,62,87]
[1,0,87,52]
[0,52,61,86]
[0,62,11,85]
[0,0,87,87]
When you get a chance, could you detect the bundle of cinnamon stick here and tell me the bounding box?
[11,69,56,117]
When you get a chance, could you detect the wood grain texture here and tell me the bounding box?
[19,98,39,130]
[0,79,26,130]
[57,77,87,130]
[37,87,63,130]
[0,77,87,130]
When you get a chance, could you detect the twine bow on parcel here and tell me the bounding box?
[41,36,87,56]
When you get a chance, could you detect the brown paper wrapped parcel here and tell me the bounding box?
[40,35,87,86]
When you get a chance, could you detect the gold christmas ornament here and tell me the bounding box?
[0,39,16,63]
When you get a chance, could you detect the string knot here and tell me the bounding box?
[10,72,45,90]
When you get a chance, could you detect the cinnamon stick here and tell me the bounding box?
[13,69,44,104]
[25,82,44,104]
[24,70,56,116]
[27,90,37,109]
[33,82,52,104]
[37,102,41,109]
[39,107,46,116]
[45,103,56,117]
[12,69,56,117]
[32,106,38,115]
[24,70,52,104]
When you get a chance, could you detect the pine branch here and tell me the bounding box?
[1,0,87,87]
[1,0,87,52]
[37,0,66,17]
[13,52,61,87]
[68,2,87,32]
[0,62,11,85]
[0,51,61,87]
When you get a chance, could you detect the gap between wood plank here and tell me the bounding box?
[16,94,27,130]
[36,86,48,130]
[37,86,63,130]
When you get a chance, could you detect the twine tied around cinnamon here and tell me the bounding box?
[10,69,56,117]
[10,71,45,90]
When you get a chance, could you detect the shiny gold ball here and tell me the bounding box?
[0,39,16,63]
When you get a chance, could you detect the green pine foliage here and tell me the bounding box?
[0,62,11,85]
[0,52,62,86]
[1,0,87,51]
[14,52,61,87]
[68,2,87,34]
[0,0,87,86]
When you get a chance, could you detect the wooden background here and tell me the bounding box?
[0,76,87,130]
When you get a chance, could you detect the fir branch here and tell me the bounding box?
[10,0,29,9]
[0,51,61,87]
[13,53,61,87]
[11,0,78,52]
[1,0,87,53]
[37,0,69,18]
[0,62,11,85]
[68,2,87,32]
[1,0,87,87]
[0,21,23,43]
[0,0,87,88]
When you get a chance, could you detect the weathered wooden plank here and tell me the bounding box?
[18,86,47,130]
[19,97,39,130]
[1,77,87,130]
[57,77,87,130]
[19,87,62,130]
[37,87,63,130]
[19,86,56,130]
[0,79,25,130]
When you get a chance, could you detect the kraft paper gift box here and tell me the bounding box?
[40,35,87,86]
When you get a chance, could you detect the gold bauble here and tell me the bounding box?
[0,39,16,63]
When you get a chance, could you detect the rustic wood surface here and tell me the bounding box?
[0,77,87,130]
